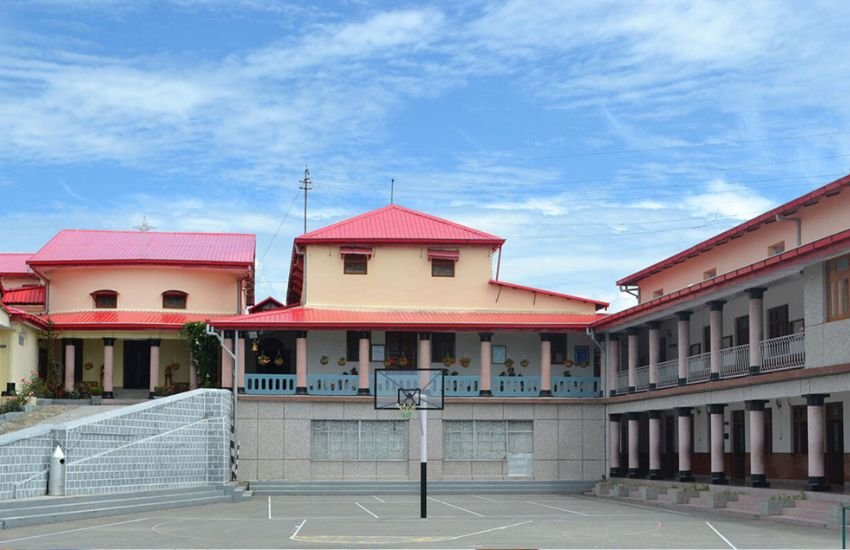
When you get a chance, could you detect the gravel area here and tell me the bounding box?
[0,405,82,435]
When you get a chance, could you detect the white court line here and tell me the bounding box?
[451,520,532,540]
[355,502,379,519]
[372,495,386,503]
[525,500,590,517]
[428,497,485,517]
[268,496,272,520]
[706,521,737,549]
[292,519,306,538]
[0,517,150,544]
[596,498,691,516]
[472,495,497,502]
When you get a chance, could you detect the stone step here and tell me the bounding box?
[770,514,829,529]
[781,506,833,523]
[794,499,842,511]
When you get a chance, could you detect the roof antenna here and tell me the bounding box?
[134,217,154,232]
[390,178,394,205]
[299,166,312,234]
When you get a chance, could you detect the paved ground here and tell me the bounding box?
[0,493,839,549]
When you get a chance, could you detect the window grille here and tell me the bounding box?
[443,420,533,460]
[311,420,408,460]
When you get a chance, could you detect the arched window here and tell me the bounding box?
[91,289,118,309]
[162,290,188,309]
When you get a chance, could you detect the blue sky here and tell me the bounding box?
[1,1,849,311]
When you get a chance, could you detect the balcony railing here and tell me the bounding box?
[719,343,750,379]
[245,373,296,395]
[493,376,540,396]
[552,376,601,397]
[635,365,650,391]
[616,370,629,394]
[656,358,678,388]
[445,375,480,396]
[761,332,806,372]
[687,352,711,383]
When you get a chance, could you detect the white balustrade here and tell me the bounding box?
[719,343,750,379]
[635,365,650,390]
[656,359,678,388]
[616,370,629,393]
[687,353,711,383]
[761,333,805,372]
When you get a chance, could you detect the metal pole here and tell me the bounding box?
[420,407,427,518]
[232,331,239,481]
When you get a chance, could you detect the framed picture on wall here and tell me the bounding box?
[689,343,701,356]
[492,345,507,364]
[721,335,733,349]
[371,344,385,362]
[791,319,804,334]
[574,345,590,366]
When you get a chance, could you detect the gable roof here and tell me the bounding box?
[0,253,34,276]
[248,296,285,314]
[29,230,256,268]
[295,205,505,246]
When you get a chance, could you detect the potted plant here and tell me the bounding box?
[442,355,455,367]
[520,359,529,368]
[383,356,394,368]
[337,356,347,367]
[274,351,284,367]
[504,358,514,369]
[320,355,329,365]
[398,353,409,368]
[563,358,574,368]
[459,356,471,368]
[257,354,271,366]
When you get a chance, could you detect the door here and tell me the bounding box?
[663,413,676,479]
[768,305,790,338]
[732,410,746,481]
[123,340,151,389]
[735,315,749,346]
[826,403,844,485]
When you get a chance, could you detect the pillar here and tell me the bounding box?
[607,334,620,396]
[418,332,432,390]
[709,404,728,484]
[295,331,307,394]
[649,410,662,479]
[102,338,115,399]
[148,339,161,399]
[479,333,493,396]
[628,412,640,477]
[609,413,622,478]
[747,288,766,375]
[677,407,694,482]
[648,321,660,390]
[540,334,552,397]
[221,332,234,389]
[747,400,769,487]
[238,335,248,393]
[63,339,75,393]
[708,300,725,381]
[676,311,690,385]
[358,332,370,395]
[805,393,829,491]
[627,328,638,393]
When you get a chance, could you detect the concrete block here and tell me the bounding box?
[533,419,559,459]
[442,404,472,420]
[284,402,313,419]
[582,459,603,480]
[257,419,284,459]
[378,460,409,480]
[257,459,284,480]
[558,460,582,480]
[344,460,377,480]
[472,404,504,420]
[534,403,559,419]
[283,419,311,460]
[558,421,583,460]
[442,460,472,479]
[558,404,583,420]
[504,404,534,420]
[313,402,345,419]
[311,461,343,480]
[285,459,311,480]
[581,420,604,460]
[257,401,285,419]
[533,459,558,481]
[471,460,503,479]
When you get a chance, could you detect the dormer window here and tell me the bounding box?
[341,247,372,275]
[91,290,118,309]
[428,249,459,278]
[162,290,188,309]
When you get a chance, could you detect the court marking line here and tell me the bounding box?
[428,496,486,517]
[706,520,737,549]
[525,500,590,517]
[267,496,272,520]
[355,501,379,519]
[472,495,497,502]
[450,519,532,540]
[292,519,306,538]
[0,517,151,544]
[372,495,386,503]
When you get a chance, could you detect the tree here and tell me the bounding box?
[182,322,219,387]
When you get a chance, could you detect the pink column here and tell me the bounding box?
[63,340,75,392]
[709,404,728,484]
[295,331,307,394]
[648,321,660,390]
[609,414,623,477]
[221,335,234,389]
[102,338,115,399]
[747,400,769,487]
[358,333,370,395]
[418,332,432,390]
[708,301,724,381]
[628,412,640,477]
[676,311,691,385]
[677,407,694,482]
[806,394,829,491]
[540,334,552,397]
[479,333,492,396]
[607,334,620,396]
[747,288,765,374]
[238,336,247,391]
[148,339,161,399]
[627,328,638,393]
[649,411,661,479]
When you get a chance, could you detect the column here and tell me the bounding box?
[676,311,691,385]
[148,339,161,399]
[708,300,725,381]
[709,404,728,484]
[479,333,493,396]
[418,332,432,391]
[627,328,638,393]
[238,335,248,393]
[295,331,308,394]
[539,334,552,397]
[358,332,370,395]
[221,332,234,389]
[648,321,660,390]
[805,393,829,491]
[677,407,694,482]
[609,413,622,478]
[628,412,640,478]
[63,339,75,392]
[747,400,769,487]
[648,410,661,479]
[607,334,620,396]
[747,288,766,375]
[102,338,115,399]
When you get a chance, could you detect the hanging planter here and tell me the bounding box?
[459,356,471,368]
[337,356,347,367]
[274,351,284,367]
[320,355,329,365]
[383,356,393,368]
[442,355,455,367]
[504,358,514,369]
[257,354,271,366]
[520,359,529,368]
[563,359,574,368]
[398,353,409,368]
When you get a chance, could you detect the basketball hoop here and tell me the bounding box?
[398,401,416,420]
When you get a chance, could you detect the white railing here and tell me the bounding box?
[687,353,711,383]
[656,359,679,388]
[616,370,629,393]
[719,343,750,379]
[635,365,650,390]
[761,333,805,372]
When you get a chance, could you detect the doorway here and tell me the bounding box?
[123,340,151,389]
[732,409,746,481]
[826,402,844,486]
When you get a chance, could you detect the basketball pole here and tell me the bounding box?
[420,407,427,519]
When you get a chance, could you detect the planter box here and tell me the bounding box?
[668,488,698,504]
[761,498,794,516]
[637,486,659,501]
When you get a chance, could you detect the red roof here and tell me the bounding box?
[29,230,256,267]
[44,311,226,331]
[248,296,286,314]
[617,173,850,286]
[0,253,33,276]
[1,286,45,306]
[295,205,505,246]
[0,303,48,329]
[210,306,605,331]
[489,280,609,310]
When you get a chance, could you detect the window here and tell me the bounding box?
[792,405,807,454]
[703,268,717,280]
[652,289,663,299]
[343,254,368,274]
[311,420,408,460]
[735,315,749,346]
[827,254,850,321]
[431,333,455,363]
[162,290,187,309]
[550,334,567,363]
[346,331,370,362]
[91,290,117,309]
[443,420,533,460]
[768,241,786,256]
[768,304,790,338]
[431,259,455,277]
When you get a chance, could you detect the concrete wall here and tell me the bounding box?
[236,398,604,482]
[805,262,850,368]
[0,320,40,391]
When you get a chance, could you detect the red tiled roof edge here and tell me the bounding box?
[0,303,49,329]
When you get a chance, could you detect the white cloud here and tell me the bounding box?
[682,179,776,220]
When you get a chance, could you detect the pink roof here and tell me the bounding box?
[0,253,34,276]
[489,280,609,310]
[45,311,226,331]
[248,296,286,314]
[0,303,48,329]
[211,306,605,331]
[29,230,256,267]
[618,173,850,286]
[295,205,505,246]
[1,286,45,306]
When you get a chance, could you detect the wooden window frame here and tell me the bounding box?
[826,254,850,322]
[431,259,455,277]
[792,404,808,454]
[162,290,188,309]
[91,289,118,309]
[343,254,368,275]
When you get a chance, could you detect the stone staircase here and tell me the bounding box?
[250,480,595,495]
